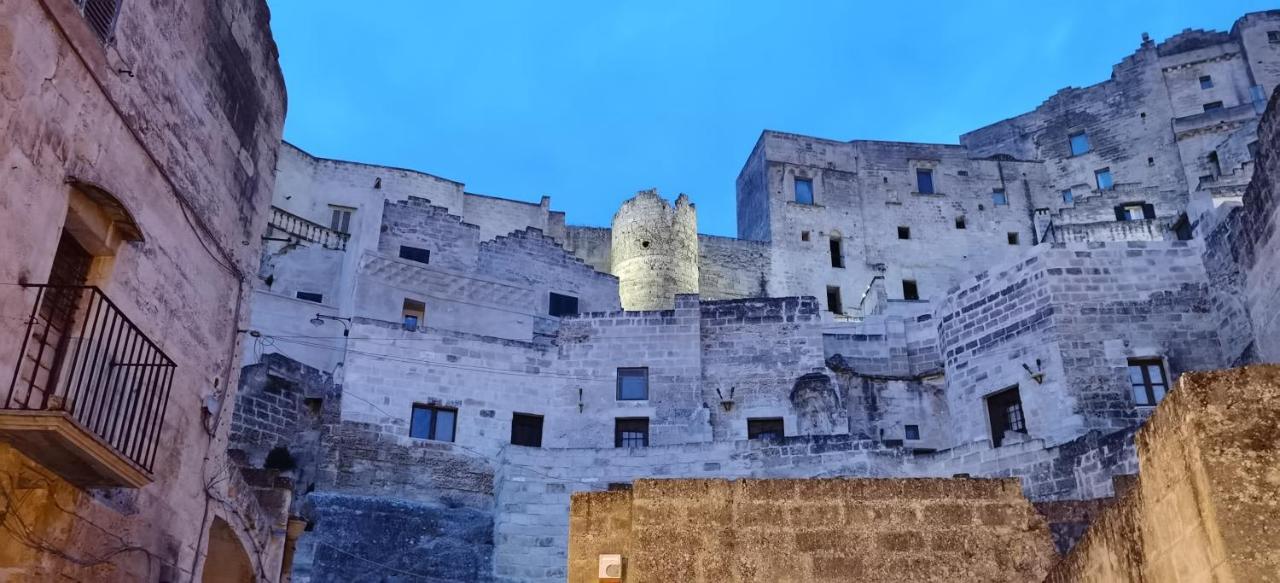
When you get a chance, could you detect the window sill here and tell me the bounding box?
[911,191,944,196]
[786,201,824,209]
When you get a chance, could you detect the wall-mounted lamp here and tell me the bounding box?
[310,313,352,337]
[715,386,736,412]
[577,387,584,413]
[1022,359,1045,384]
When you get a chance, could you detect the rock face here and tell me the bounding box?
[568,477,1059,582]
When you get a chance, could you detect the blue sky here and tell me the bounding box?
[269,1,1272,236]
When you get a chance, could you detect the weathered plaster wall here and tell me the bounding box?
[610,191,700,311]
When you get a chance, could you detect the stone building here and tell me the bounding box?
[0,1,288,581]
[231,11,1280,583]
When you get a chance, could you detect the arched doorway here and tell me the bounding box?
[201,517,255,583]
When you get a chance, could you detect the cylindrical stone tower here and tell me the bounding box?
[610,189,699,310]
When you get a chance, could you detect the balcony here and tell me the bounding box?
[1,284,175,488]
[268,206,350,250]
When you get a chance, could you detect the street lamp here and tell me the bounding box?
[310,313,351,337]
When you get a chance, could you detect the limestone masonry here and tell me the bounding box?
[227,11,1280,582]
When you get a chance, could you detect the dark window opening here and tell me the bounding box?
[549,292,579,317]
[1199,75,1213,89]
[1062,189,1074,204]
[794,178,814,204]
[1129,358,1168,406]
[616,367,649,400]
[801,231,810,242]
[830,236,844,268]
[902,280,919,301]
[615,418,649,448]
[511,413,544,447]
[747,418,784,441]
[1270,30,1280,43]
[1114,202,1155,221]
[1174,214,1193,241]
[1069,132,1090,156]
[73,0,123,44]
[957,170,969,177]
[904,424,920,440]
[1095,168,1114,190]
[916,169,934,194]
[296,291,323,303]
[826,286,843,314]
[1007,232,1020,245]
[329,207,353,234]
[1248,141,1260,160]
[955,216,966,229]
[1147,157,1155,166]
[986,387,1025,448]
[897,226,911,240]
[1208,151,1221,176]
[992,189,1008,206]
[402,298,426,331]
[399,245,430,265]
[410,404,457,442]
[1203,101,1223,112]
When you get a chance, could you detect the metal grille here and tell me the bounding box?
[614,418,648,448]
[73,0,122,44]
[5,284,175,472]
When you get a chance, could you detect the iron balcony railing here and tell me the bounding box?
[5,284,175,473]
[268,206,350,250]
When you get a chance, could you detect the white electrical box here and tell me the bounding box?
[598,554,623,580]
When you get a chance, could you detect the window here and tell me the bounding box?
[1174,214,1193,241]
[1199,75,1213,89]
[902,280,919,301]
[296,291,323,303]
[1270,30,1280,43]
[830,236,844,268]
[1208,151,1221,176]
[986,387,1025,448]
[1069,132,1090,156]
[992,189,1008,206]
[1061,189,1074,204]
[1147,156,1155,166]
[1128,358,1168,406]
[916,169,934,194]
[897,226,911,240]
[1202,101,1223,112]
[549,292,579,317]
[329,206,354,234]
[955,216,966,230]
[616,367,649,400]
[410,404,457,442]
[826,286,843,314]
[747,418,784,441]
[402,298,426,331]
[73,0,122,44]
[957,170,969,177]
[794,178,814,204]
[904,424,920,441]
[1094,168,1113,190]
[1007,232,1020,245]
[1114,203,1155,221]
[399,245,430,265]
[801,231,810,242]
[615,418,649,448]
[511,413,544,447]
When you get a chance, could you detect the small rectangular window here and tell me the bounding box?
[897,226,911,240]
[794,178,814,204]
[296,291,323,303]
[73,0,123,44]
[800,231,810,242]
[410,404,457,442]
[747,418,784,441]
[916,169,934,194]
[957,170,969,177]
[830,237,844,268]
[1128,358,1168,406]
[986,386,1025,448]
[1115,203,1154,221]
[904,424,920,440]
[992,189,1008,206]
[616,367,649,400]
[1007,232,1020,245]
[1199,75,1213,89]
[1095,168,1114,190]
[955,216,966,229]
[1147,156,1155,166]
[826,286,843,314]
[511,413,544,447]
[1270,30,1280,43]
[329,206,354,233]
[549,292,579,317]
[615,418,649,448]
[1173,214,1193,241]
[1069,132,1090,156]
[399,245,431,264]
[1061,189,1073,204]
[1202,101,1223,112]
[402,298,426,331]
[902,280,919,301]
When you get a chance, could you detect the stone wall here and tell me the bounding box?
[567,478,1058,582]
[1046,366,1280,582]
[610,191,700,311]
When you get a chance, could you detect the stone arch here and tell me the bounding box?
[65,177,146,247]
[201,517,256,583]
